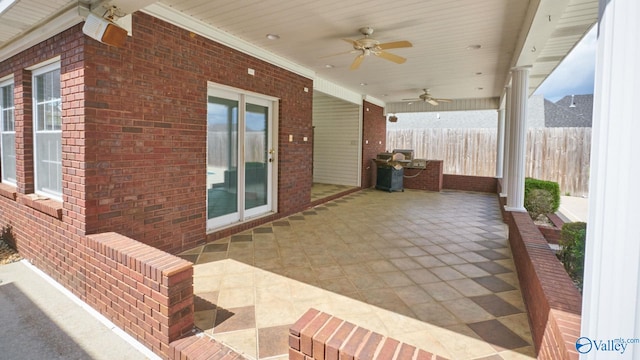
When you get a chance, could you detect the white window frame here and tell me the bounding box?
[0,76,16,186]
[32,61,62,201]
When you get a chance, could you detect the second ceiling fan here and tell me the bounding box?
[341,27,412,70]
[403,89,453,106]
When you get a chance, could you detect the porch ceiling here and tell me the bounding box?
[0,0,598,110]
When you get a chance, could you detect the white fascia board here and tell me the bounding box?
[313,77,362,105]
[141,3,315,80]
[363,95,385,108]
[0,3,84,62]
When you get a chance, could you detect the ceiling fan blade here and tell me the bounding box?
[401,98,421,101]
[436,98,453,103]
[427,99,439,106]
[350,54,365,70]
[376,51,406,64]
[378,40,413,50]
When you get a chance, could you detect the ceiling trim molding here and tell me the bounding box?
[141,3,315,80]
[0,3,84,61]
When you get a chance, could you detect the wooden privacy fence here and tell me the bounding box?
[207,131,266,167]
[387,127,591,197]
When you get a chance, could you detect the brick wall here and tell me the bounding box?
[0,189,193,358]
[361,102,386,189]
[402,160,443,192]
[289,308,446,360]
[85,233,193,358]
[507,211,582,359]
[79,12,314,253]
[170,333,247,360]
[442,174,497,193]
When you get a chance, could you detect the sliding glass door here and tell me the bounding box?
[206,86,275,230]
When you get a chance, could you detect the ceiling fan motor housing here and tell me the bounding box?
[354,38,380,51]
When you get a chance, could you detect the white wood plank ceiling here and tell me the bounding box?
[0,0,598,109]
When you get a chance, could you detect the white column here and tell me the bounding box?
[505,67,529,212]
[581,0,640,358]
[495,107,505,178]
[500,86,511,198]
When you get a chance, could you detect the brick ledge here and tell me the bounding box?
[0,183,17,201]
[18,194,62,219]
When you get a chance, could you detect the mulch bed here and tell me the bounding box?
[0,239,21,265]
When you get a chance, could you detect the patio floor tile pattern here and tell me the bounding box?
[182,189,535,360]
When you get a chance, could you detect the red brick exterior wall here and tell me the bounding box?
[0,11,320,359]
[289,308,446,360]
[1,13,314,254]
[80,12,314,252]
[361,102,386,188]
[402,160,444,192]
[508,211,582,360]
[442,174,497,193]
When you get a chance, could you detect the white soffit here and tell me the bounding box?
[141,2,315,81]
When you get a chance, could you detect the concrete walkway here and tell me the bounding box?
[0,260,158,360]
[558,195,589,222]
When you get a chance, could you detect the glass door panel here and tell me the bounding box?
[207,95,239,227]
[244,101,269,214]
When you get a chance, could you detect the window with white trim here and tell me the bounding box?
[0,78,16,185]
[32,62,62,200]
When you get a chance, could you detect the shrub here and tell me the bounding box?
[557,221,586,291]
[524,177,561,213]
[524,188,555,220]
[0,224,16,249]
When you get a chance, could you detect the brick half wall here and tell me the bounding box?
[402,161,443,192]
[508,211,582,360]
[442,174,497,193]
[85,232,194,358]
[289,308,446,360]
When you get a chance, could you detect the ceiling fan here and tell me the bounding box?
[402,89,453,106]
[340,27,412,70]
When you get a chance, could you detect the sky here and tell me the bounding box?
[533,26,597,102]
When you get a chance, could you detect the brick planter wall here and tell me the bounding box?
[402,161,444,192]
[289,308,446,360]
[170,334,247,360]
[442,174,497,193]
[507,211,582,360]
[85,233,194,358]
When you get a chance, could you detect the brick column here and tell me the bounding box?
[14,69,34,195]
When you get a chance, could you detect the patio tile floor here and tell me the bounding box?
[181,189,535,359]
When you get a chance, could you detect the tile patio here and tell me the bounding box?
[180,189,535,360]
